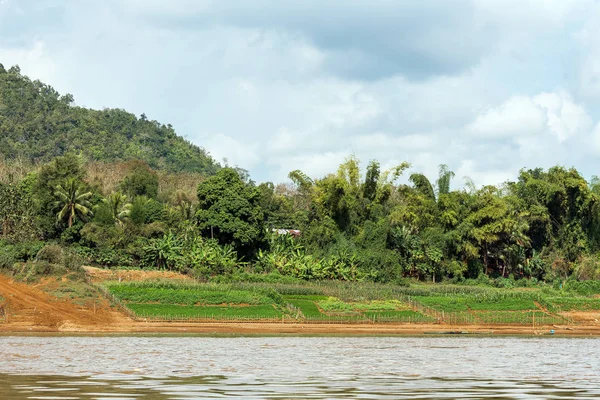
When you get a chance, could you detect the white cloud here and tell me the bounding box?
[0,41,57,83]
[466,91,592,142]
[534,91,592,142]
[467,96,547,139]
[2,1,600,189]
[203,133,260,169]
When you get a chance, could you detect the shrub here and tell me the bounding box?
[36,244,64,264]
[62,248,84,272]
[563,279,600,296]
[574,256,600,281]
[11,261,67,282]
[15,241,45,261]
[0,245,16,269]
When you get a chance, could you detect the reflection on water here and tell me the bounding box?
[1,336,599,399]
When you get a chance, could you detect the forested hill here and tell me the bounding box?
[0,64,219,174]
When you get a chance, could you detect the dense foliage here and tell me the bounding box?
[0,64,218,174]
[2,65,600,286]
[3,150,600,286]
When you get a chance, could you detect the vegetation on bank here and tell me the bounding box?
[2,65,600,292]
[101,278,596,324]
[4,151,600,287]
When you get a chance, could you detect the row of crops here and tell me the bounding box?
[101,280,598,325]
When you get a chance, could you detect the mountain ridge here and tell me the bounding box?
[0,63,219,175]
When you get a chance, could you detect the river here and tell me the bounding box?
[0,335,599,398]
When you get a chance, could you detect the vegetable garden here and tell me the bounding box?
[102,280,595,325]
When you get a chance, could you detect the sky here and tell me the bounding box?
[2,0,600,188]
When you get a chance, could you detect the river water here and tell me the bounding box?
[0,335,599,399]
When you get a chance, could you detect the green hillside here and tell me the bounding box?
[0,64,219,174]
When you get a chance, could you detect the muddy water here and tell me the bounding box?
[1,336,599,398]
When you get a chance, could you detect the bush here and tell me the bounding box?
[563,279,600,296]
[11,261,67,282]
[62,248,84,272]
[574,256,600,281]
[0,246,16,269]
[36,244,64,264]
[14,241,45,261]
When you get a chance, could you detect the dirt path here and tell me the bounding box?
[0,274,130,332]
[83,266,191,283]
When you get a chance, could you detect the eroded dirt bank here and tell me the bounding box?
[1,272,600,335]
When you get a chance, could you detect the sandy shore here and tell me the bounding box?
[2,320,600,336]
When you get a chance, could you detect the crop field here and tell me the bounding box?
[545,297,600,311]
[102,279,600,325]
[128,304,283,320]
[413,296,537,312]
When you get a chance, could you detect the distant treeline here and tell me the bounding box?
[2,153,600,284]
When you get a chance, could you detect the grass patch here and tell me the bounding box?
[128,304,282,319]
[475,311,566,325]
[414,296,537,312]
[102,278,597,324]
[106,282,273,306]
[547,297,600,311]
[414,296,470,312]
[468,298,537,311]
[352,300,408,311]
[317,297,358,314]
[286,299,324,318]
[364,310,434,323]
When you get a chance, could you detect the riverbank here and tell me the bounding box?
[2,271,600,336]
[2,319,600,336]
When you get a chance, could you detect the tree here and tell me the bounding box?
[33,154,86,237]
[362,160,380,201]
[196,168,265,255]
[120,161,159,199]
[0,179,38,241]
[54,178,93,228]
[436,164,455,197]
[409,164,455,203]
[101,192,131,225]
[510,167,595,260]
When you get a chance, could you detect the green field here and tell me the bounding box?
[414,296,537,312]
[545,297,600,311]
[128,304,283,319]
[103,280,600,324]
[107,284,272,306]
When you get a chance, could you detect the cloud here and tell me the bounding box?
[2,1,600,190]
[202,133,260,170]
[116,1,496,81]
[467,92,592,142]
[467,96,548,139]
[0,40,57,82]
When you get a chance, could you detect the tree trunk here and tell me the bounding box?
[484,244,489,275]
[68,212,73,228]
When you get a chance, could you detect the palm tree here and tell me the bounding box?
[54,178,93,228]
[102,191,131,225]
